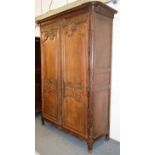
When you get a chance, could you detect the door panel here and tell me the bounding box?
[61,14,89,137]
[41,24,60,123]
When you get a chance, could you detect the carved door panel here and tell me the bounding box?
[61,14,89,137]
[41,22,60,124]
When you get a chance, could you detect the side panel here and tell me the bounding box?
[41,21,60,124]
[61,14,89,138]
[93,13,113,138]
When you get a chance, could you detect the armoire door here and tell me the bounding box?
[41,22,60,124]
[61,14,89,137]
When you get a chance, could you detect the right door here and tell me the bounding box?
[61,14,89,137]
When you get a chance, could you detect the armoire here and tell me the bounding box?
[36,1,117,152]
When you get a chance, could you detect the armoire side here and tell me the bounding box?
[37,2,117,152]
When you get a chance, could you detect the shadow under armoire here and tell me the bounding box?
[36,1,117,152]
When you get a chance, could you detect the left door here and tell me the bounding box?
[41,21,60,124]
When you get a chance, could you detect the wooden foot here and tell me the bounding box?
[41,117,44,125]
[105,134,110,141]
[87,140,93,153]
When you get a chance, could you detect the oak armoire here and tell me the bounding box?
[36,1,117,152]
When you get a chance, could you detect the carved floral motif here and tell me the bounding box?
[65,22,87,37]
[42,29,57,43]
[43,79,57,94]
[62,14,88,37]
[65,23,76,37]
[64,82,87,102]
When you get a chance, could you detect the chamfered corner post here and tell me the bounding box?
[105,134,110,141]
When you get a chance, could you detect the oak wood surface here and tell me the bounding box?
[41,21,60,124]
[61,13,89,138]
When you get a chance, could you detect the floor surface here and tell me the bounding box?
[35,114,120,155]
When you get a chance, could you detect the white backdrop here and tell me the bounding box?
[35,0,120,141]
[2,1,155,155]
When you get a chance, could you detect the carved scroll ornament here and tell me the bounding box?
[42,28,57,43]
